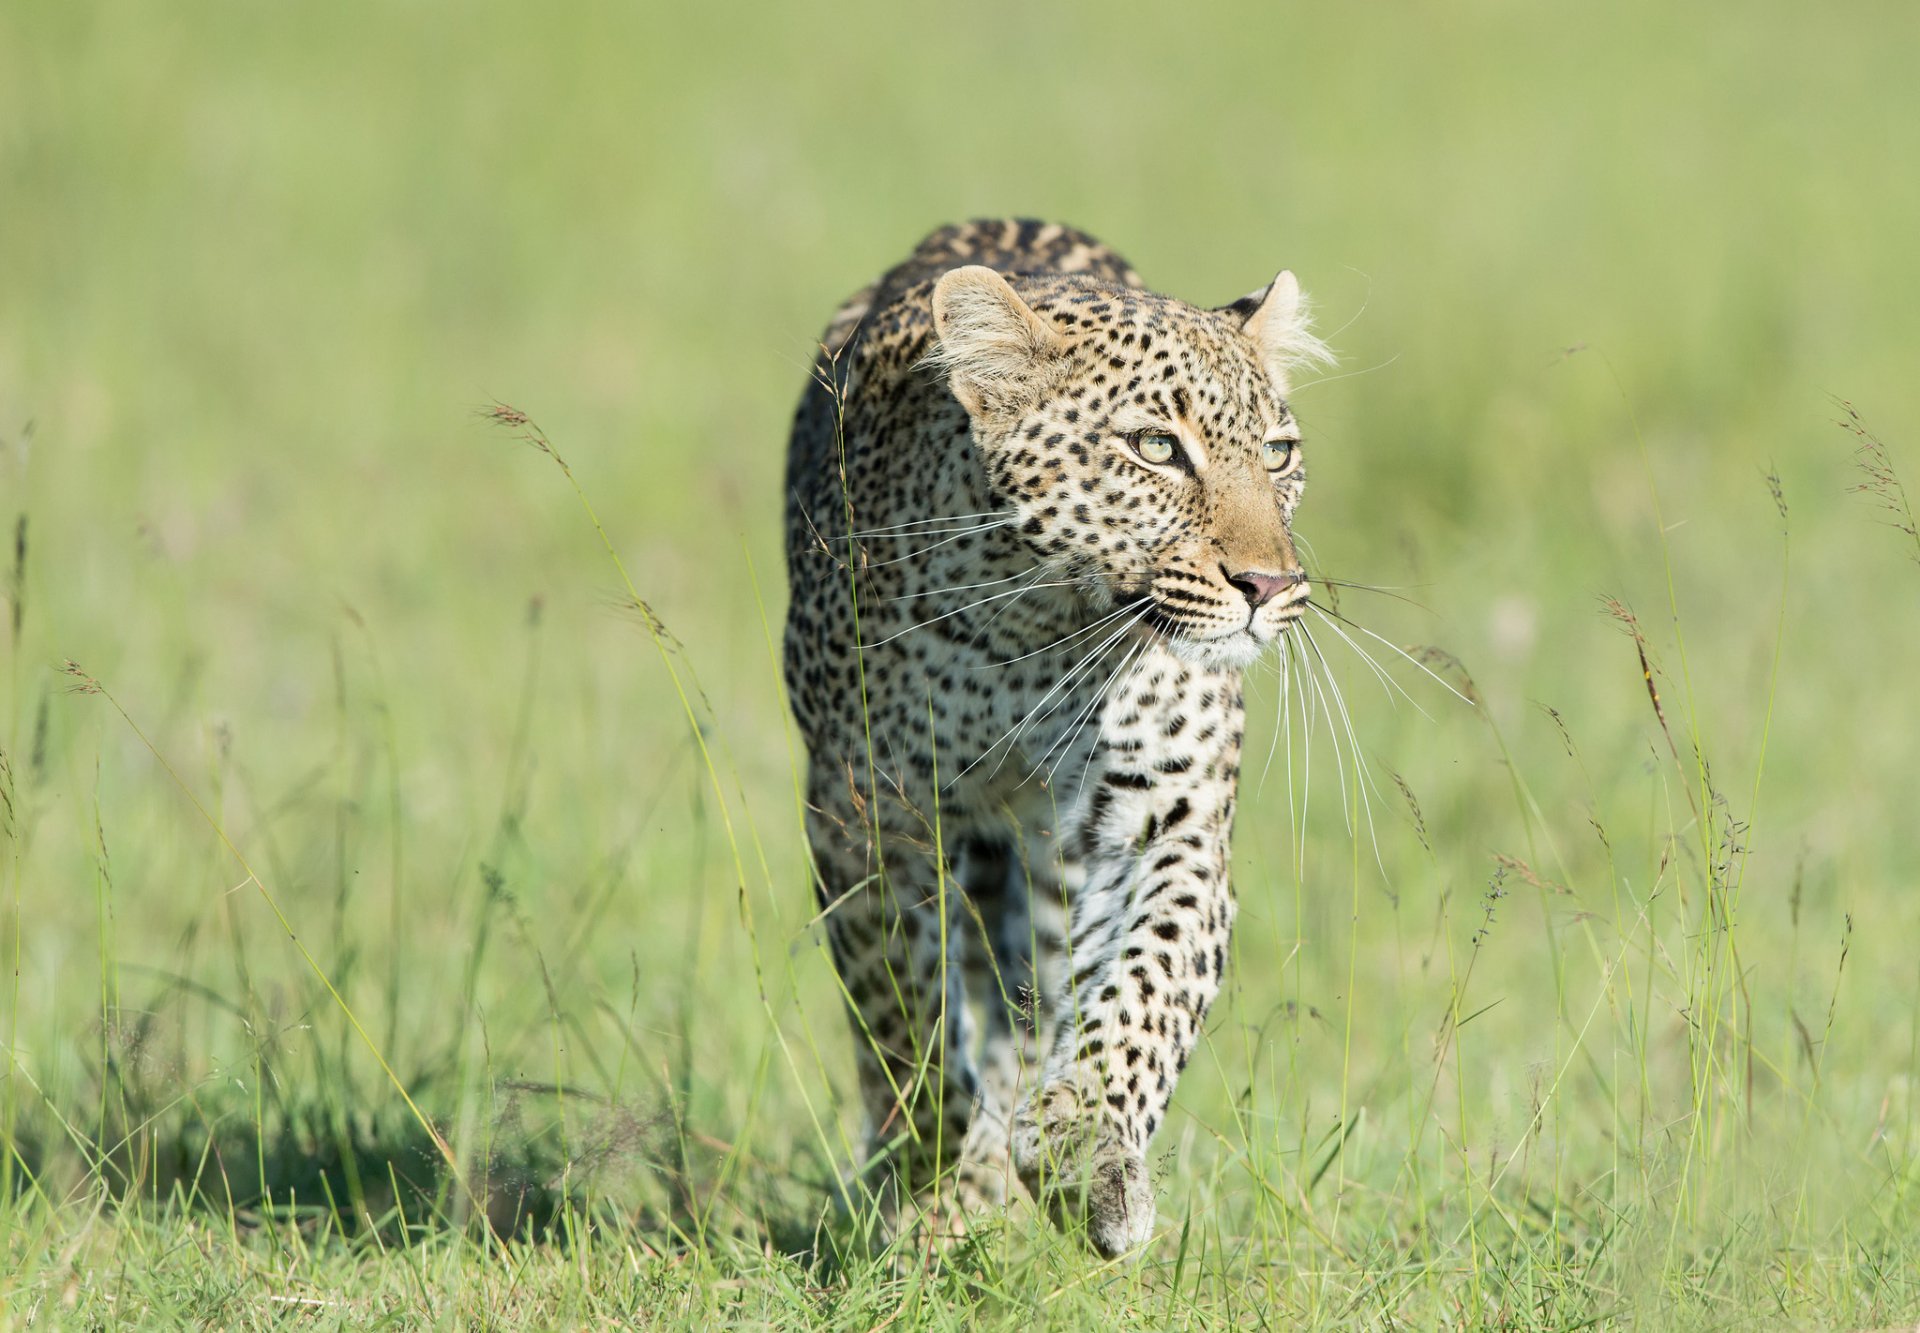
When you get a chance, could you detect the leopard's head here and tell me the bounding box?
[930,264,1330,670]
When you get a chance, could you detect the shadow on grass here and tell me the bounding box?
[8,991,850,1259]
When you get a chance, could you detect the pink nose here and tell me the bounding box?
[1224,567,1304,609]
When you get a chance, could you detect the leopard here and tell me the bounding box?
[783,218,1330,1257]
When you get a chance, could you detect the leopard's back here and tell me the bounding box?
[784,219,1137,541]
[782,220,1136,746]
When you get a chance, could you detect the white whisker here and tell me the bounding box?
[1319,275,1373,344]
[852,520,1011,567]
[947,607,1147,786]
[1289,352,1400,396]
[1325,616,1475,706]
[1298,626,1352,833]
[1258,645,1290,791]
[1308,624,1375,797]
[839,510,1009,539]
[1309,606,1430,720]
[1289,632,1314,869]
[1281,639,1302,876]
[1037,633,1152,787]
[1301,622,1387,873]
[1002,611,1147,763]
[1067,650,1138,796]
[976,597,1144,668]
[857,579,1074,650]
[967,564,1066,644]
[889,566,1041,603]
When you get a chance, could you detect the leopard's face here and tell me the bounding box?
[932,268,1328,670]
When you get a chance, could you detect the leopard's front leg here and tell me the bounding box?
[1011,649,1243,1257]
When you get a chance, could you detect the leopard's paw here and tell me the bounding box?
[1011,1078,1155,1257]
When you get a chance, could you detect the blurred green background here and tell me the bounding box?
[4,0,1919,1322]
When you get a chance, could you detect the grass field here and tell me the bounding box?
[5,1,1920,1327]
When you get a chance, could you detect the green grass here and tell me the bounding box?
[4,0,1920,1326]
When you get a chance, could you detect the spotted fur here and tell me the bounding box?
[783,219,1328,1256]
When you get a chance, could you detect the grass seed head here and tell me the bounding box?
[1409,645,1479,705]
[1840,400,1920,563]
[60,659,101,695]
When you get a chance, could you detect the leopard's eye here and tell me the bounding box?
[1135,432,1178,466]
[1262,438,1300,473]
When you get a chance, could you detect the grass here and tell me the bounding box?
[4,0,1920,1326]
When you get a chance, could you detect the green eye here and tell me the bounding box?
[1135,432,1178,465]
[1262,438,1300,472]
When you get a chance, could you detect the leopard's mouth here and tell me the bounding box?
[1133,596,1186,638]
[1123,585,1305,671]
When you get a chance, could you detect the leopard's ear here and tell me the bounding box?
[929,266,1066,418]
[1229,271,1333,391]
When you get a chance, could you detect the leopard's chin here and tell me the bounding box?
[1132,583,1305,672]
[1145,623,1269,670]
[1153,612,1300,671]
[1163,632,1260,671]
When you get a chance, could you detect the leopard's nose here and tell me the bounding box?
[1224,566,1305,609]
